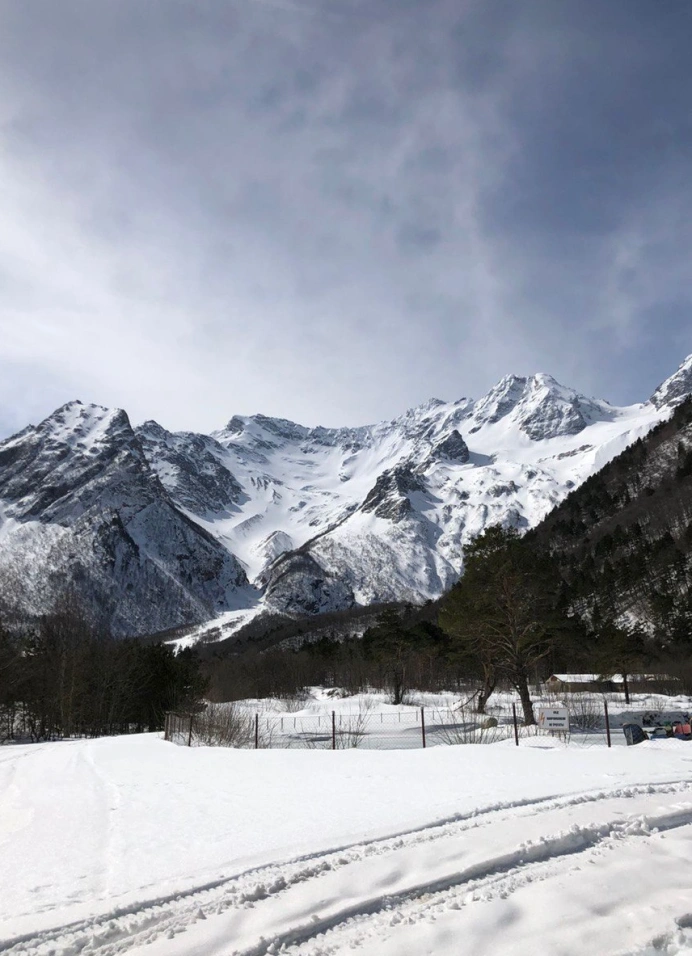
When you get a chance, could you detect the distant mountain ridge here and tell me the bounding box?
[1,356,691,638]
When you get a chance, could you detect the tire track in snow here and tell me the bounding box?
[262,807,692,956]
[82,744,125,902]
[2,779,691,956]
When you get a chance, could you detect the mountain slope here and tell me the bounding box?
[1,357,691,639]
[0,402,250,636]
[197,372,673,622]
[531,391,692,641]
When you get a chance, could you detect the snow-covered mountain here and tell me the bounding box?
[1,357,691,638]
[0,403,250,635]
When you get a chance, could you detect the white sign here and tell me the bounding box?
[537,707,569,731]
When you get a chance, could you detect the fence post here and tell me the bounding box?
[187,714,193,747]
[332,710,336,750]
[164,713,168,741]
[255,713,259,750]
[512,703,519,746]
[604,699,612,748]
[421,707,426,748]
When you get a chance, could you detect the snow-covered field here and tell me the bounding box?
[3,729,692,955]
[178,689,692,750]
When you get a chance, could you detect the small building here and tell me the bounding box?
[545,674,614,693]
[545,673,681,695]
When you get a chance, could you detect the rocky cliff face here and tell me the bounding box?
[650,355,692,409]
[263,552,355,616]
[0,402,250,636]
[1,358,690,639]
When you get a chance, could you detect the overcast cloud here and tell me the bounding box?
[1,0,691,437]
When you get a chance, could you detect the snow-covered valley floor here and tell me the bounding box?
[2,734,692,956]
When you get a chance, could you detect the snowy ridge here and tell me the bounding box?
[651,354,692,409]
[161,365,680,632]
[0,359,691,636]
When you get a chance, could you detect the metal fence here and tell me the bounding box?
[163,695,663,750]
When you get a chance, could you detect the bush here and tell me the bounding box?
[191,703,257,747]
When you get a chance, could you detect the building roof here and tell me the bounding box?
[548,673,676,684]
[548,674,604,684]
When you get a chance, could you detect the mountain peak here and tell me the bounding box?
[473,374,528,425]
[469,372,609,441]
[37,401,132,448]
[223,414,247,435]
[528,372,561,390]
[137,419,169,438]
[406,397,446,417]
[650,354,692,409]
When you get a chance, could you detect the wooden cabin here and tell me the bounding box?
[545,673,681,695]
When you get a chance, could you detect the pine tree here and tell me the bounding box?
[439,527,569,724]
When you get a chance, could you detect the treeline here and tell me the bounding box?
[532,395,692,642]
[203,536,590,725]
[195,602,406,657]
[204,604,462,704]
[0,608,205,743]
[204,524,692,725]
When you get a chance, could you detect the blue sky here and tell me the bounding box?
[0,0,690,437]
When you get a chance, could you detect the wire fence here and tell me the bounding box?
[163,694,679,750]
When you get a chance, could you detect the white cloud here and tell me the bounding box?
[0,0,690,437]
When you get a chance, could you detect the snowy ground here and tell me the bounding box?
[2,730,692,955]
[193,689,692,750]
